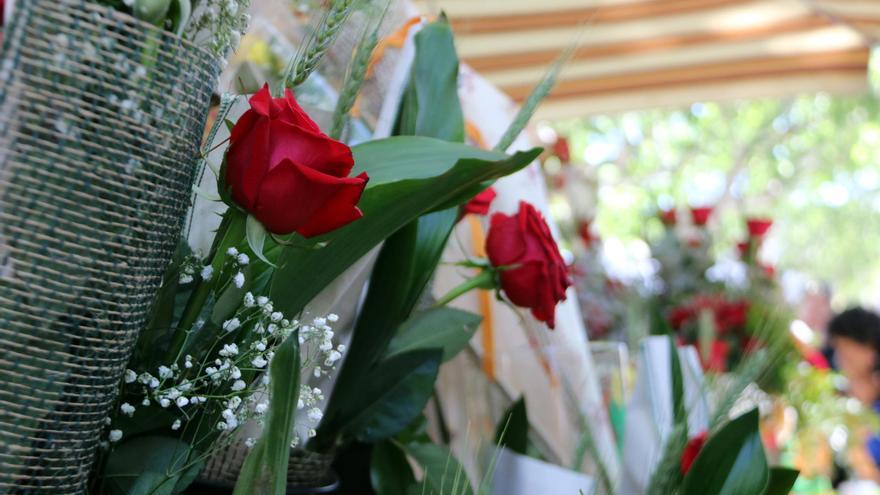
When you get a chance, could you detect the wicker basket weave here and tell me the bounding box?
[0,0,219,491]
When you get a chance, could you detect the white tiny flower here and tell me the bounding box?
[270,311,283,322]
[171,419,182,431]
[251,356,268,368]
[166,388,181,400]
[290,437,299,448]
[159,398,171,408]
[219,343,239,357]
[297,398,305,410]
[255,402,268,415]
[254,323,266,334]
[184,356,193,369]
[313,368,322,378]
[230,367,242,380]
[254,341,267,352]
[226,416,239,429]
[313,317,327,327]
[120,403,135,417]
[231,380,246,391]
[124,369,137,383]
[227,247,239,257]
[200,265,214,280]
[176,397,189,408]
[244,292,255,307]
[217,421,229,431]
[222,318,241,332]
[261,375,270,385]
[237,253,250,265]
[158,366,173,379]
[105,417,112,426]
[245,437,256,448]
[108,430,123,442]
[267,324,277,335]
[256,296,269,307]
[308,428,317,438]
[141,398,150,406]
[325,350,342,365]
[149,378,160,389]
[233,272,245,288]
[229,396,242,409]
[319,340,333,352]
[307,407,323,422]
[337,344,346,352]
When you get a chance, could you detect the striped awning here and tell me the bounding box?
[412,0,880,120]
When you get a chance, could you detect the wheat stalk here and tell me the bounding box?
[284,0,355,89]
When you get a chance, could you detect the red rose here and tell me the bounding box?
[463,187,496,216]
[746,218,773,238]
[225,84,368,236]
[486,202,571,328]
[553,137,571,164]
[706,339,730,372]
[680,431,708,474]
[690,206,713,226]
[736,241,750,258]
[667,306,693,330]
[578,219,596,248]
[659,208,677,226]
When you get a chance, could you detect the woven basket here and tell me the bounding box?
[200,444,337,490]
[0,0,219,492]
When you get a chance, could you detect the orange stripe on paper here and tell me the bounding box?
[468,215,495,381]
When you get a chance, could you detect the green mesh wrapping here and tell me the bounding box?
[0,0,219,491]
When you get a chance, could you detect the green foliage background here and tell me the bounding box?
[555,53,880,304]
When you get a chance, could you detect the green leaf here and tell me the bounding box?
[396,17,464,142]
[681,408,769,495]
[351,136,503,187]
[234,330,301,495]
[386,308,481,362]
[670,336,686,426]
[399,441,474,495]
[269,143,540,318]
[246,215,276,267]
[494,397,529,456]
[371,440,417,495]
[762,467,799,495]
[339,349,442,443]
[103,436,200,495]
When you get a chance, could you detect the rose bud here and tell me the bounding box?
[746,218,773,238]
[690,206,713,227]
[680,431,709,474]
[463,187,496,216]
[225,84,368,237]
[486,202,571,328]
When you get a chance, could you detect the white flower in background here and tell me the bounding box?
[217,421,229,431]
[327,313,339,323]
[237,253,249,265]
[171,419,182,431]
[120,403,135,417]
[124,370,137,384]
[141,398,150,406]
[307,408,323,422]
[176,397,189,408]
[256,296,269,307]
[244,292,255,307]
[308,429,317,438]
[149,378,160,389]
[251,355,268,368]
[158,366,173,379]
[226,247,239,257]
[270,312,283,322]
[222,318,240,332]
[233,271,245,288]
[200,265,214,280]
[184,355,194,369]
[219,343,239,357]
[245,437,256,448]
[230,367,242,380]
[231,380,246,392]
[108,430,123,442]
[159,398,171,408]
[255,402,268,415]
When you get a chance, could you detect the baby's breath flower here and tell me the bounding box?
[231,379,246,392]
[252,355,268,368]
[200,265,214,280]
[176,397,190,408]
[233,271,245,288]
[171,419,182,431]
[237,253,250,265]
[257,296,269,307]
[327,313,339,322]
[141,398,150,406]
[222,318,241,332]
[308,407,324,422]
[226,247,239,257]
[159,398,171,408]
[158,366,173,379]
[120,403,135,417]
[124,370,137,383]
[244,292,255,307]
[270,311,283,322]
[245,437,256,448]
[217,421,229,431]
[255,402,268,415]
[108,430,123,442]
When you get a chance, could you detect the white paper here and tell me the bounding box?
[492,448,595,495]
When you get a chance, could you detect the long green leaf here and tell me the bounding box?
[234,330,301,495]
[103,436,199,495]
[386,307,481,362]
[371,440,418,495]
[338,349,442,443]
[681,408,769,495]
[494,397,529,456]
[269,144,540,317]
[762,467,799,495]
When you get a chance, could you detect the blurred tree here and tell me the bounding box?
[554,64,880,304]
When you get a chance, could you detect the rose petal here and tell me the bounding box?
[248,84,273,117]
[227,116,271,209]
[268,119,354,177]
[296,172,369,238]
[486,212,526,267]
[253,160,365,235]
[280,88,322,133]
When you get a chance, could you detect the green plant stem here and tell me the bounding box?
[434,269,495,307]
[165,209,243,362]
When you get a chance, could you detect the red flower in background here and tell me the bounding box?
[553,137,571,164]
[690,206,713,226]
[706,339,731,372]
[680,431,709,474]
[737,241,750,258]
[659,208,677,226]
[746,218,773,238]
[715,299,748,333]
[463,187,496,216]
[225,85,368,236]
[486,202,572,328]
[668,306,693,330]
[578,219,597,248]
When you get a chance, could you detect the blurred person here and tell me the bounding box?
[828,307,880,482]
